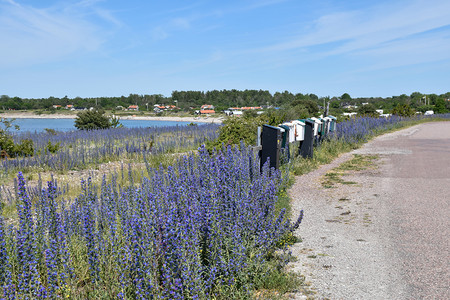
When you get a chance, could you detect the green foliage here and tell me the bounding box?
[47,141,61,154]
[330,100,341,109]
[341,93,352,101]
[109,115,123,128]
[74,110,122,130]
[0,117,34,158]
[434,98,448,114]
[417,105,434,113]
[44,128,57,135]
[207,110,288,150]
[392,103,415,117]
[289,99,319,117]
[209,117,264,148]
[357,103,378,117]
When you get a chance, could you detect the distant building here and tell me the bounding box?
[65,104,73,109]
[201,104,215,110]
[195,109,215,115]
[128,105,139,111]
[199,109,215,114]
[229,106,262,111]
[376,109,383,115]
[52,105,62,109]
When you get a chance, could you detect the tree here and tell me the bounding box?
[392,104,415,117]
[74,110,122,130]
[341,93,351,101]
[434,98,448,114]
[357,104,378,117]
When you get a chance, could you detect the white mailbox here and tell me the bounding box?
[309,118,322,136]
[323,117,332,133]
[292,120,305,141]
[281,122,297,143]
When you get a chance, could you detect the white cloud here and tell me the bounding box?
[151,17,192,40]
[0,0,114,67]
[254,0,450,66]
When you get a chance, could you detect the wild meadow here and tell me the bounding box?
[0,113,449,299]
[0,145,302,299]
[1,124,219,178]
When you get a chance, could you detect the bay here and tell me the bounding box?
[2,118,196,133]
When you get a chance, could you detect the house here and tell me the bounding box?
[65,104,73,109]
[128,105,139,111]
[201,104,215,110]
[343,112,357,117]
[229,106,262,111]
[376,109,383,115]
[153,105,166,113]
[52,105,62,109]
[195,109,215,115]
[200,109,215,114]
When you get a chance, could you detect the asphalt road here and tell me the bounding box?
[290,121,450,299]
[357,121,450,299]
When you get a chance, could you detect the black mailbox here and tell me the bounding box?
[299,119,314,158]
[261,124,282,170]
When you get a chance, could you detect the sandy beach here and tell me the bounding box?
[0,111,223,123]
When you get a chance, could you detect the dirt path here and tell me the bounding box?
[288,122,450,299]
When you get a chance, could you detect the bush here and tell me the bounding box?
[392,104,415,117]
[0,118,34,158]
[206,111,286,150]
[74,110,122,130]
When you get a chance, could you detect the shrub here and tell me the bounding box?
[392,104,415,117]
[0,118,34,158]
[74,110,122,130]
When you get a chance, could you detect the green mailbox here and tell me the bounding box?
[328,115,337,132]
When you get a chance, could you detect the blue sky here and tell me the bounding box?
[1,0,449,98]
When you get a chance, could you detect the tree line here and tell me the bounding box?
[1,90,449,113]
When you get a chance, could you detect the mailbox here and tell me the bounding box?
[292,120,305,141]
[299,119,315,158]
[323,117,332,134]
[328,115,337,131]
[261,124,283,170]
[279,125,290,149]
[309,117,323,135]
[281,122,297,143]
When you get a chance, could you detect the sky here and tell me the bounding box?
[1,0,449,99]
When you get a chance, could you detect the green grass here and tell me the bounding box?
[321,154,379,188]
[290,139,357,176]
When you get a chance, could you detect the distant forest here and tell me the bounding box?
[1,90,449,113]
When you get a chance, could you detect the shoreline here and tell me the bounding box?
[0,112,223,124]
